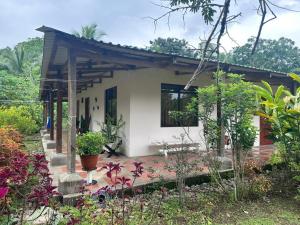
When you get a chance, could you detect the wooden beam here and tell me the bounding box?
[67,48,77,173]
[80,71,113,79]
[49,91,54,140]
[175,71,193,75]
[56,83,63,154]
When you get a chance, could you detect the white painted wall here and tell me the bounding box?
[76,71,132,155]
[128,68,212,156]
[76,68,261,157]
[253,116,260,146]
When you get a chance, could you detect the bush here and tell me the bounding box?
[0,106,40,135]
[0,128,57,224]
[240,160,272,199]
[0,126,23,165]
[76,132,107,156]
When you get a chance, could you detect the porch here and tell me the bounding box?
[44,130,275,193]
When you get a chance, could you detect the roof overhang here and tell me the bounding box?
[37,26,291,101]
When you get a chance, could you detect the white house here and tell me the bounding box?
[38,26,294,161]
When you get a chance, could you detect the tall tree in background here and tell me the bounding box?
[73,23,106,40]
[2,46,25,74]
[0,38,43,105]
[227,37,300,73]
[148,37,197,58]
[152,0,300,88]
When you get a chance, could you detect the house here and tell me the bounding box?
[38,26,296,194]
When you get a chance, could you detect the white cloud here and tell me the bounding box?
[0,0,300,51]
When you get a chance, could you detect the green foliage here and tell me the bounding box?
[227,37,300,73]
[73,23,106,40]
[255,73,300,200]
[76,132,107,156]
[148,37,196,58]
[169,0,216,24]
[1,45,25,74]
[101,115,125,143]
[0,106,40,135]
[196,71,257,200]
[0,37,43,106]
[221,73,257,151]
[59,197,110,225]
[17,37,43,65]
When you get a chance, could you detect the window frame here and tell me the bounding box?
[105,86,117,125]
[161,83,198,127]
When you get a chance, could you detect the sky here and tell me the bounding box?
[1,0,300,52]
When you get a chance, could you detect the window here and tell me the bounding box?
[161,83,198,127]
[105,86,117,125]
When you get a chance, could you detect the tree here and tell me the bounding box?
[0,37,43,105]
[2,46,25,74]
[17,37,43,65]
[196,72,257,200]
[152,0,300,89]
[148,37,197,58]
[227,37,300,73]
[73,23,106,40]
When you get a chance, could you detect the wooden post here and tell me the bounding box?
[43,102,47,128]
[46,95,51,132]
[50,91,55,141]
[56,84,63,154]
[67,49,77,173]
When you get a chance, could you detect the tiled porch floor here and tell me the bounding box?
[47,132,274,193]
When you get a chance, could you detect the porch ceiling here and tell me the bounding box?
[37,26,292,101]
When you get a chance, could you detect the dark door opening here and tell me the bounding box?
[76,100,80,129]
[260,116,273,145]
[85,97,90,120]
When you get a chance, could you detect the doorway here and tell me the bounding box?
[85,97,90,120]
[260,117,273,145]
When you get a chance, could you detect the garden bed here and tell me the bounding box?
[23,133,43,153]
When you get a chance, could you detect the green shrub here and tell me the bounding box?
[0,106,40,135]
[76,132,106,156]
[18,104,43,127]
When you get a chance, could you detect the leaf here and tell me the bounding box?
[274,85,284,102]
[254,85,273,102]
[289,73,300,83]
[261,101,277,109]
[256,111,271,119]
[286,109,300,114]
[262,80,273,95]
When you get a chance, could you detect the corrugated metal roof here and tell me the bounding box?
[37,26,287,77]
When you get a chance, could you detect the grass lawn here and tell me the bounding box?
[212,195,300,225]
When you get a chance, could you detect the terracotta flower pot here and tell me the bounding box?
[80,154,99,171]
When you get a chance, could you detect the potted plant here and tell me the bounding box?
[76,132,106,171]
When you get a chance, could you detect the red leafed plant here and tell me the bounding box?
[101,161,144,224]
[0,129,59,223]
[66,161,145,225]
